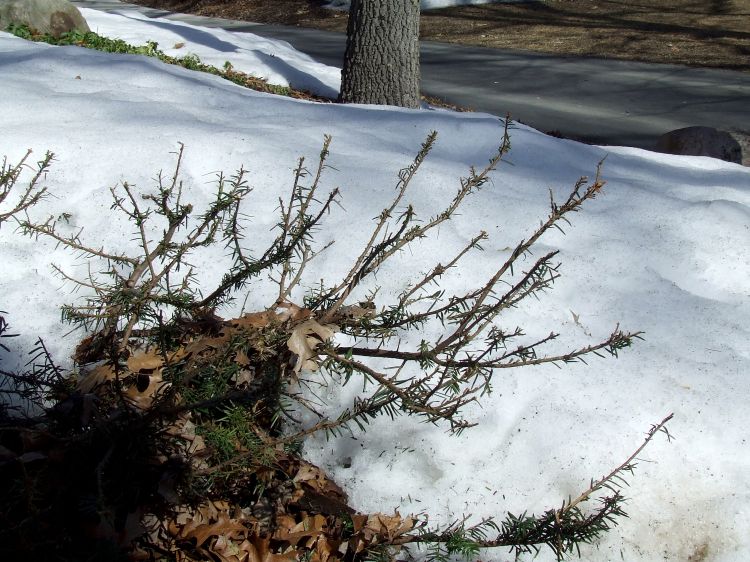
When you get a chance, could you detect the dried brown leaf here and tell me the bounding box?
[287,319,336,373]
[271,549,302,562]
[235,349,252,366]
[232,311,277,330]
[233,368,255,386]
[315,535,341,562]
[364,512,415,542]
[123,369,170,410]
[336,304,376,321]
[76,363,116,392]
[184,334,231,357]
[274,514,326,547]
[186,512,248,546]
[292,463,324,485]
[212,534,246,562]
[275,514,298,534]
[247,536,299,562]
[351,515,368,533]
[275,302,312,323]
[127,350,163,371]
[293,462,349,501]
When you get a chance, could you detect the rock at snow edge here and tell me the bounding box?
[0,0,90,38]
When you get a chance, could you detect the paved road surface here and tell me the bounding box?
[70,0,750,149]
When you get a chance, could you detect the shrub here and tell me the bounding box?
[0,129,671,561]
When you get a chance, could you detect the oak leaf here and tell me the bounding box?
[287,319,336,373]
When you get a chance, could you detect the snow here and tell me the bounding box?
[1,7,749,562]
[82,9,341,97]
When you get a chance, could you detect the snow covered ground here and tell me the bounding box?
[1,7,749,562]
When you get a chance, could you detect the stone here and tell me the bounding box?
[0,0,90,38]
[728,129,750,167]
[655,126,743,165]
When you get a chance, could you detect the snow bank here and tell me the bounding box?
[83,8,341,97]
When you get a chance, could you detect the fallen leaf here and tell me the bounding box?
[127,350,164,371]
[184,334,231,357]
[351,515,368,533]
[274,514,326,547]
[76,362,116,392]
[185,512,248,546]
[275,301,312,322]
[233,367,256,386]
[315,535,340,562]
[232,311,277,330]
[292,463,323,484]
[287,319,336,373]
[336,303,376,321]
[364,512,415,542]
[124,369,170,410]
[235,349,252,366]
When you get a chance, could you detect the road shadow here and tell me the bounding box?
[423,0,750,40]
[420,0,750,71]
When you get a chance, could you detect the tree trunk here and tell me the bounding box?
[339,0,421,108]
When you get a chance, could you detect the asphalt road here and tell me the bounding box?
[71,0,750,149]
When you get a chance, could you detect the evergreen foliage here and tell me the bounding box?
[0,131,672,561]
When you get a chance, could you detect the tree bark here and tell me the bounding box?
[339,0,421,108]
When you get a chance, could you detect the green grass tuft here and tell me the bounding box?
[5,23,327,101]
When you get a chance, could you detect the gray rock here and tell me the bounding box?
[728,129,750,167]
[655,126,743,165]
[0,0,90,38]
